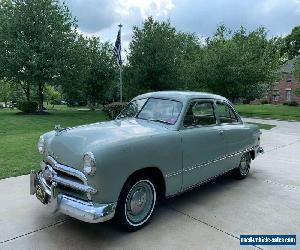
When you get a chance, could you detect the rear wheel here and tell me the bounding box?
[115,177,158,231]
[233,152,251,179]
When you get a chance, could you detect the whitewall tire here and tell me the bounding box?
[116,177,158,231]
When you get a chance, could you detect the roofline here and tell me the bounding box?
[132,91,228,103]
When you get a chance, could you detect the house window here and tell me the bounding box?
[286,90,292,102]
[272,95,279,102]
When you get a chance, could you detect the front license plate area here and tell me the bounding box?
[36,184,48,204]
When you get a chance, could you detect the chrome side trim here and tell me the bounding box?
[166,169,183,178]
[166,165,238,198]
[165,146,257,178]
[182,166,237,193]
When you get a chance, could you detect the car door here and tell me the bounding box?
[180,99,227,190]
[214,101,249,172]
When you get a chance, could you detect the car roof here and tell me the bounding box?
[133,91,228,103]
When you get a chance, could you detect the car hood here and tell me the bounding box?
[44,119,170,168]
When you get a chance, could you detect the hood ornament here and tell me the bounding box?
[55,124,62,131]
[54,124,69,135]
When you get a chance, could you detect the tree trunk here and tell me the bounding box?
[38,83,44,112]
[26,84,30,101]
[19,81,31,101]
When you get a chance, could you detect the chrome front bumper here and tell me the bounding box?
[30,170,116,223]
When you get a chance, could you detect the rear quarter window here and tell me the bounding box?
[216,102,238,124]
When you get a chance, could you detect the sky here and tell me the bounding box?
[65,0,300,50]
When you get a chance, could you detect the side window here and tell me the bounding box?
[216,102,238,124]
[183,101,216,127]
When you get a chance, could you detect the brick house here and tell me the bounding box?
[267,56,300,104]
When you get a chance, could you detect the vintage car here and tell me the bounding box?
[30,91,263,231]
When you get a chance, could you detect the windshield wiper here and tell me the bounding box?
[149,119,172,125]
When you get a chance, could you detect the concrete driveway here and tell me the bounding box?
[0,118,299,250]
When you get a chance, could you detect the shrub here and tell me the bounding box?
[288,101,298,106]
[261,99,269,104]
[17,101,38,113]
[242,99,250,104]
[103,102,128,119]
[283,102,289,105]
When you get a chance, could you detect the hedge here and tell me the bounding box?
[103,102,128,119]
[17,101,38,113]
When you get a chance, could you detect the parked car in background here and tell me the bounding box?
[30,91,263,231]
[0,102,15,108]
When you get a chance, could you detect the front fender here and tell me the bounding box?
[89,131,182,203]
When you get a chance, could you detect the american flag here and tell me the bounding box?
[113,29,122,65]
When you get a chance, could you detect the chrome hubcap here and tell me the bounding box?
[125,180,156,225]
[130,188,147,215]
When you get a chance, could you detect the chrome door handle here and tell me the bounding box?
[219,130,224,136]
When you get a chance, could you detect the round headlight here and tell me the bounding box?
[37,136,45,154]
[82,152,96,176]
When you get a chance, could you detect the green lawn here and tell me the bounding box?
[246,122,276,130]
[236,104,300,121]
[0,106,108,179]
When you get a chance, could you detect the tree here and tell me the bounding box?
[58,35,117,108]
[59,34,90,104]
[0,0,77,112]
[283,26,300,59]
[198,25,281,102]
[84,37,117,109]
[0,80,14,106]
[125,17,201,98]
[44,85,62,107]
[126,19,281,102]
[175,32,204,90]
[0,79,25,106]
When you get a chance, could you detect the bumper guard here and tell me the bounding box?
[30,170,116,223]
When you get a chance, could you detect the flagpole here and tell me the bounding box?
[118,24,123,103]
[119,64,122,102]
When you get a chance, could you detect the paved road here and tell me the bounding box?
[0,118,299,250]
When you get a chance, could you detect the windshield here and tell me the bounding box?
[118,97,182,125]
[138,98,182,125]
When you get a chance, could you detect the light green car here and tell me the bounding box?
[30,91,263,231]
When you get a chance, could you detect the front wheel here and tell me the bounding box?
[115,177,158,231]
[233,152,251,179]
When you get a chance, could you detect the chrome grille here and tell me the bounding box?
[41,156,97,200]
[46,156,87,184]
